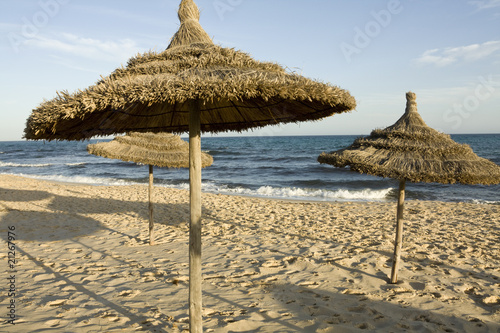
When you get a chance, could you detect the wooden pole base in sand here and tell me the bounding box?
[390,179,406,284]
[148,165,154,246]
[189,100,203,333]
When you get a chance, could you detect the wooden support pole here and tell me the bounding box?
[188,99,202,333]
[148,165,154,246]
[390,179,406,284]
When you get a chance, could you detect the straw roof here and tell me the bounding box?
[24,0,356,141]
[87,132,213,168]
[318,92,500,185]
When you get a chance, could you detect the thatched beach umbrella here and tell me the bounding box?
[87,132,213,245]
[25,0,356,330]
[318,92,500,284]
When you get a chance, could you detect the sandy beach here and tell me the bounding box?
[0,174,499,332]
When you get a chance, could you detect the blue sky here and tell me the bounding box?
[1,0,499,141]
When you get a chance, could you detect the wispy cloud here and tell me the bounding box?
[418,80,500,103]
[24,33,140,63]
[416,41,500,67]
[468,0,500,10]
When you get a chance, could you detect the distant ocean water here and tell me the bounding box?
[0,135,499,204]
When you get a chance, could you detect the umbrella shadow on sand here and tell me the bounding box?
[46,193,203,245]
[198,281,497,332]
[0,187,52,202]
[0,187,200,243]
[0,188,104,242]
[47,194,193,227]
[265,282,497,332]
[0,210,104,242]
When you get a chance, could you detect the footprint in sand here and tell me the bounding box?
[261,260,283,268]
[33,273,57,282]
[98,311,121,322]
[44,319,61,327]
[357,322,375,330]
[118,289,141,297]
[298,281,319,287]
[47,299,67,307]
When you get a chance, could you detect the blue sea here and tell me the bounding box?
[0,134,499,204]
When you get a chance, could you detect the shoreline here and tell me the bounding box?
[1,174,499,332]
[2,173,498,205]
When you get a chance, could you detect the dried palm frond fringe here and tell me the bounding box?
[87,132,213,168]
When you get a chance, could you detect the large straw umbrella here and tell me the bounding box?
[87,132,213,245]
[318,92,500,284]
[24,1,356,330]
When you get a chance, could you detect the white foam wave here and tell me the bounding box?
[256,186,393,201]
[5,173,138,186]
[0,161,87,168]
[470,199,500,205]
[0,161,52,167]
[229,186,393,201]
[160,182,393,202]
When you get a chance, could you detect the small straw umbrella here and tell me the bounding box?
[87,132,213,245]
[24,1,356,330]
[318,92,500,284]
